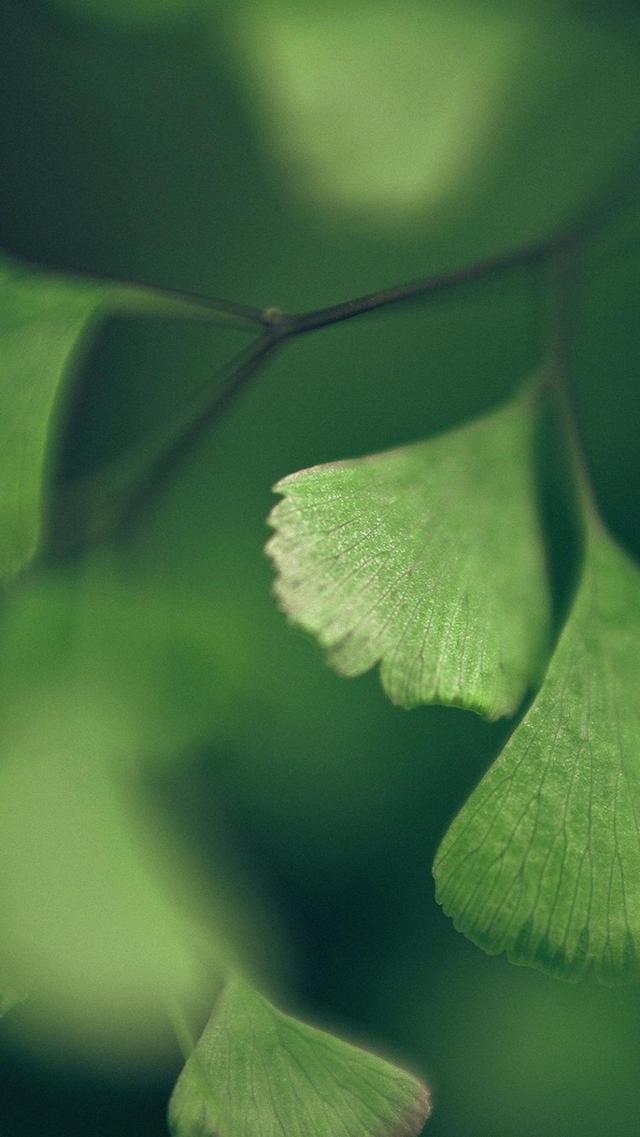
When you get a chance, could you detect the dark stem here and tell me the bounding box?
[54,159,639,341]
[113,281,268,331]
[54,333,281,549]
[120,332,281,532]
[25,256,270,331]
[285,225,584,336]
[281,157,639,335]
[114,220,596,527]
[57,165,639,546]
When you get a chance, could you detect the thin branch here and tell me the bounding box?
[54,332,281,549]
[119,331,281,533]
[285,226,583,336]
[53,161,639,548]
[24,155,640,343]
[32,158,640,344]
[111,281,268,332]
[21,255,269,332]
[284,159,640,335]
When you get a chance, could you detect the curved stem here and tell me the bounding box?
[284,157,639,335]
[49,159,640,340]
[111,282,268,332]
[286,226,583,336]
[54,332,281,549]
[120,332,281,533]
[23,255,269,332]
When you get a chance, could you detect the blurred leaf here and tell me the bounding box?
[435,522,640,983]
[231,0,528,217]
[267,383,550,721]
[0,250,253,583]
[0,562,288,1063]
[169,975,431,1137]
[0,253,113,584]
[0,561,245,768]
[228,0,640,244]
[0,730,215,1063]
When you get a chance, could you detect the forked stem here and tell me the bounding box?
[56,164,639,546]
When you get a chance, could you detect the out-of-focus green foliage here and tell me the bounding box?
[0,559,290,1065]
[0,255,111,583]
[0,732,212,1063]
[226,0,640,242]
[0,253,247,583]
[1,0,640,1135]
[0,560,242,766]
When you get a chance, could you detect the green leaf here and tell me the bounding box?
[0,254,112,584]
[267,384,550,721]
[434,523,640,983]
[0,559,287,1058]
[169,976,431,1137]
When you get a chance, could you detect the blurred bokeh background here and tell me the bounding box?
[1,1,640,1134]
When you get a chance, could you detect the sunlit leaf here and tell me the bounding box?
[435,523,640,983]
[267,384,550,721]
[169,975,431,1137]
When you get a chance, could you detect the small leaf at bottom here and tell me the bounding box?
[169,976,431,1137]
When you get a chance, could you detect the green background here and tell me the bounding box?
[1,1,640,1134]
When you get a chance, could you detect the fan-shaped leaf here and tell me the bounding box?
[435,523,640,983]
[169,976,431,1137]
[268,385,550,721]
